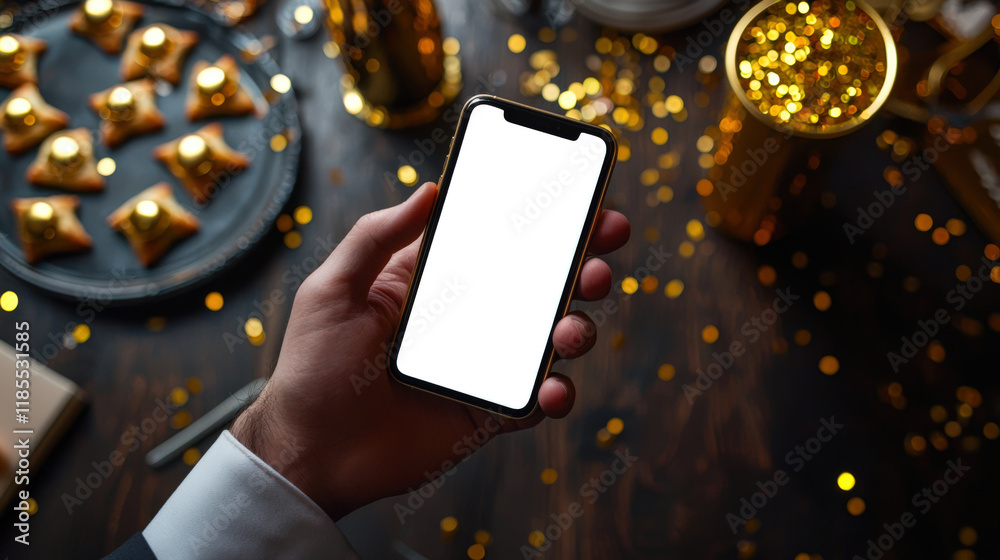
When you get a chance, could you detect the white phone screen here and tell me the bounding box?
[395,103,609,411]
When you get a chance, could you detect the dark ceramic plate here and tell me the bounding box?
[0,0,300,303]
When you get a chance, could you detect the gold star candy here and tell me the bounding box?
[121,24,199,85]
[26,128,105,191]
[107,183,200,266]
[69,0,145,55]
[2,83,70,155]
[152,123,250,204]
[10,195,93,263]
[186,55,256,120]
[0,33,47,89]
[88,79,165,147]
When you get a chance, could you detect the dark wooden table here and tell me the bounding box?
[2,0,999,558]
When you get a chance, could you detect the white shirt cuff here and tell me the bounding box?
[143,430,357,559]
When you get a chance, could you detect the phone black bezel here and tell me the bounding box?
[387,95,618,418]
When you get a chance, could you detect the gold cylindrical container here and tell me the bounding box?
[703,0,897,243]
[322,0,462,128]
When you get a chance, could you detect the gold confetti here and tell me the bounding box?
[792,251,808,269]
[442,37,460,56]
[182,448,201,466]
[170,410,193,429]
[946,218,966,236]
[847,497,865,515]
[665,95,684,113]
[607,417,624,435]
[557,90,576,110]
[186,378,204,394]
[927,341,945,362]
[959,527,977,547]
[284,231,302,249]
[686,219,705,241]
[596,427,614,448]
[474,530,493,546]
[678,241,695,258]
[293,206,313,225]
[698,55,718,74]
[813,291,832,311]
[97,157,116,176]
[985,423,1000,440]
[914,213,933,231]
[702,325,719,344]
[169,387,189,407]
[621,277,638,294]
[819,355,839,375]
[323,41,340,58]
[245,318,264,338]
[657,186,674,203]
[73,324,91,344]
[757,265,777,286]
[538,26,556,42]
[664,279,684,299]
[540,468,558,484]
[270,74,291,94]
[508,33,526,53]
[467,544,485,560]
[641,276,658,294]
[26,497,37,515]
[276,214,294,232]
[440,516,458,536]
[651,127,668,145]
[293,5,313,24]
[205,292,224,311]
[1,291,18,312]
[794,329,811,345]
[270,134,288,152]
[837,472,855,491]
[640,168,659,186]
[931,227,949,245]
[397,165,418,187]
[696,179,714,196]
[658,363,676,380]
[528,531,545,548]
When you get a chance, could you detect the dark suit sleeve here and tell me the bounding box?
[103,532,157,560]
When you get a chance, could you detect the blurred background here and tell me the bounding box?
[1,0,999,558]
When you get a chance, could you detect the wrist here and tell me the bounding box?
[230,390,348,520]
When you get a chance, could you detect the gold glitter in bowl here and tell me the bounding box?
[726,0,896,137]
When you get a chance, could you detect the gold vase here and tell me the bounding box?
[322,0,462,128]
[703,0,897,243]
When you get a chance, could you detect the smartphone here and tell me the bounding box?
[388,95,617,418]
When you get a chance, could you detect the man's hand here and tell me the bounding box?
[231,182,630,520]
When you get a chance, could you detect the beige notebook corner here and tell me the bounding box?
[0,341,86,509]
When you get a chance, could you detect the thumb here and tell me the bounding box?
[320,182,437,304]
